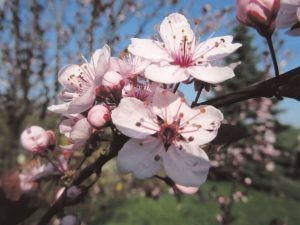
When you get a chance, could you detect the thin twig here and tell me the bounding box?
[191,83,204,107]
[266,36,280,77]
[193,67,300,108]
[173,83,180,93]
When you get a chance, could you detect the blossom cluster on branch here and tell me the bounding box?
[12,0,300,224]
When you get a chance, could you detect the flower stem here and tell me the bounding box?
[266,36,279,77]
[173,83,180,93]
[191,84,204,107]
[40,153,64,174]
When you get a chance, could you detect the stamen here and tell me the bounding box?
[154,154,161,161]
[188,136,194,142]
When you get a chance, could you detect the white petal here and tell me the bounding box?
[159,13,195,52]
[58,64,86,91]
[277,11,297,28]
[145,64,189,84]
[67,87,96,114]
[117,138,163,179]
[179,105,223,146]
[91,44,111,85]
[188,65,235,84]
[131,56,151,75]
[194,36,242,61]
[128,38,171,62]
[111,97,159,139]
[163,145,210,187]
[152,87,183,123]
[59,119,74,138]
[48,103,70,114]
[70,118,92,142]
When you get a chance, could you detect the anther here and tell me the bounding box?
[136,122,141,127]
[188,136,194,142]
[200,108,206,113]
[154,154,161,161]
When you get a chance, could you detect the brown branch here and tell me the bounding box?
[36,133,128,225]
[194,67,300,108]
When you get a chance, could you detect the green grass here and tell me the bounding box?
[89,182,300,225]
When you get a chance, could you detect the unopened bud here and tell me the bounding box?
[20,126,51,153]
[236,0,280,37]
[87,104,110,129]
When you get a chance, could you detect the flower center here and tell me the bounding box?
[172,36,194,68]
[158,122,179,150]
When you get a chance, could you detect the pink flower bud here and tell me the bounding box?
[87,104,110,129]
[20,126,50,153]
[102,71,124,88]
[236,0,280,37]
[173,184,199,195]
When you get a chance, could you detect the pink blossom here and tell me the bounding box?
[236,0,280,37]
[122,76,157,102]
[48,45,111,114]
[112,87,223,187]
[128,13,241,84]
[20,126,53,153]
[110,53,156,101]
[87,104,110,129]
[110,53,149,79]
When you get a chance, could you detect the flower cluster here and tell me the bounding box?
[20,13,243,191]
[20,4,298,192]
